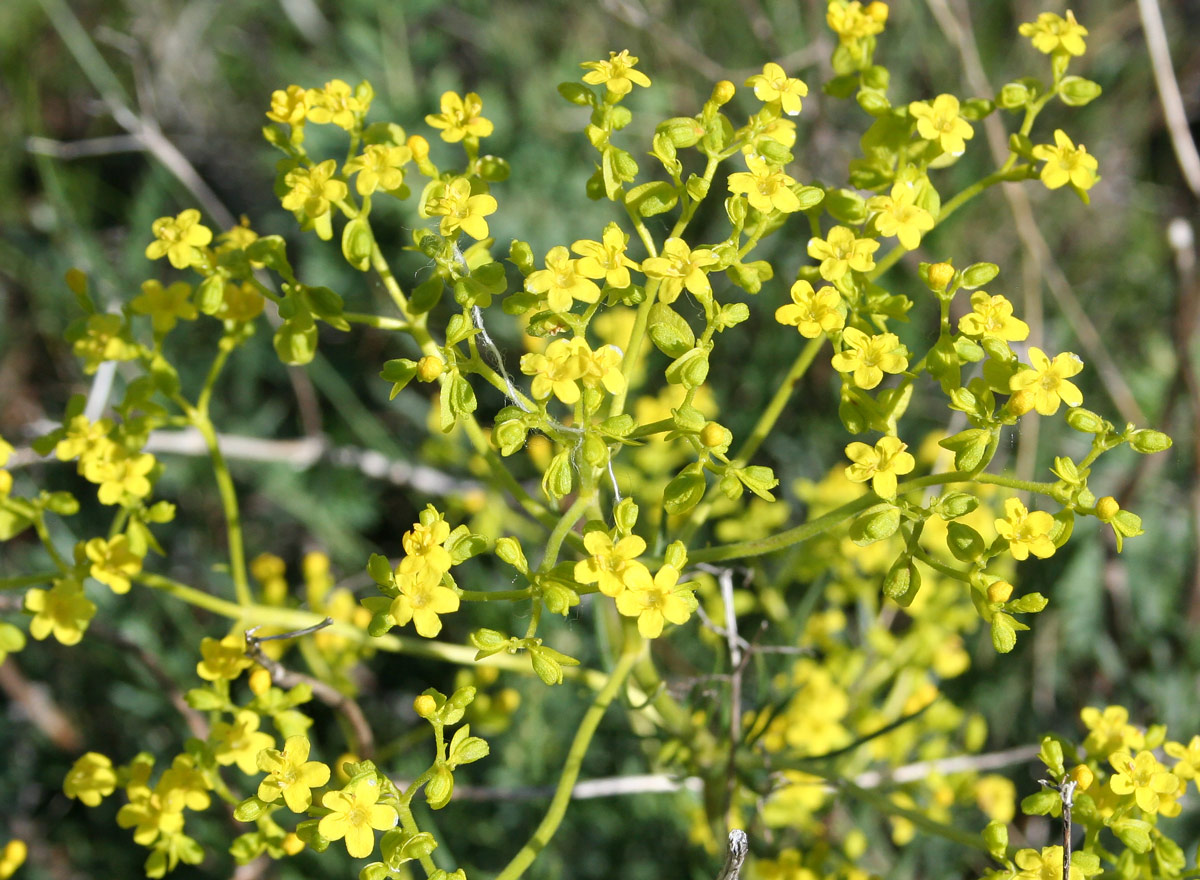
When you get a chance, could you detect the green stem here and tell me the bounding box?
[191,414,251,605]
[397,803,438,876]
[196,345,232,417]
[911,546,971,581]
[343,311,411,331]
[539,491,593,571]
[831,777,997,856]
[31,510,69,572]
[689,470,1060,563]
[493,637,642,880]
[0,571,61,590]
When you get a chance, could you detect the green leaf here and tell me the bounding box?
[380,359,418,399]
[990,612,1018,653]
[647,303,695,357]
[557,82,593,106]
[960,262,999,289]
[663,464,707,515]
[946,522,984,562]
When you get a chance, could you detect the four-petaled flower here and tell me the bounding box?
[843,436,915,499]
[581,50,651,97]
[728,155,802,213]
[319,777,398,859]
[574,531,651,598]
[1032,130,1098,192]
[425,91,494,142]
[521,338,587,405]
[1019,10,1087,56]
[426,177,498,241]
[64,752,117,806]
[807,226,879,282]
[196,633,252,682]
[397,510,453,590]
[131,280,197,335]
[744,63,808,116]
[73,314,136,374]
[211,710,276,775]
[571,223,639,288]
[116,790,183,846]
[81,445,156,505]
[146,209,213,270]
[1008,347,1083,416]
[1109,750,1181,815]
[389,577,460,638]
[1165,735,1200,785]
[909,94,974,154]
[257,734,331,812]
[867,183,935,250]
[266,84,308,125]
[305,79,368,130]
[775,281,844,337]
[83,535,144,594]
[641,237,718,304]
[1081,704,1144,757]
[1013,845,1091,880]
[958,292,1029,341]
[219,281,266,323]
[614,564,698,638]
[25,579,96,646]
[994,497,1056,561]
[344,144,412,196]
[282,160,348,240]
[826,1,888,44]
[525,246,602,313]
[830,327,908,389]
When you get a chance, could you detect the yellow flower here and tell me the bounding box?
[257,734,331,812]
[157,754,212,812]
[1008,347,1083,416]
[641,237,718,304]
[81,446,156,505]
[728,154,802,213]
[1013,845,1089,880]
[974,774,1016,823]
[196,633,252,682]
[344,144,412,196]
[744,62,808,116]
[397,508,454,588]
[304,79,368,130]
[525,246,602,313]
[830,327,908,389]
[574,531,651,598]
[425,91,494,142]
[994,497,1055,561]
[84,535,143,594]
[116,790,184,846]
[73,313,136,374]
[319,777,398,859]
[581,50,651,96]
[1081,705,1144,757]
[211,710,276,775]
[25,579,95,645]
[615,564,698,638]
[843,436,915,499]
[131,279,197,335]
[426,177,498,241]
[1032,130,1098,191]
[64,751,117,806]
[0,436,10,497]
[1165,735,1200,783]
[55,416,111,462]
[266,84,308,125]
[390,578,460,638]
[282,159,347,223]
[1109,750,1180,815]
[957,291,1029,341]
[776,282,845,338]
[826,1,888,44]
[0,839,26,880]
[219,281,266,322]
[521,337,588,405]
[807,226,879,282]
[909,94,974,154]
[866,183,935,250]
[579,342,627,396]
[1019,10,1087,56]
[145,209,213,269]
[571,222,639,288]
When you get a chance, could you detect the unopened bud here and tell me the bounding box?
[928,261,955,292]
[408,134,430,162]
[1069,764,1094,791]
[867,2,889,23]
[248,666,273,696]
[699,421,732,450]
[413,694,438,718]
[711,81,736,105]
[282,833,305,855]
[987,581,1014,604]
[1096,496,1119,522]
[417,355,444,382]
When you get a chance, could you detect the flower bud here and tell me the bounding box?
[1095,496,1119,522]
[417,355,444,382]
[710,80,736,105]
[248,665,273,696]
[987,580,1014,604]
[866,2,889,23]
[927,261,955,292]
[1069,764,1094,791]
[407,134,430,162]
[282,832,305,855]
[699,421,732,451]
[413,694,438,718]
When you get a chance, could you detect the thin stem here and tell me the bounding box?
[191,414,251,605]
[540,491,593,571]
[689,470,1060,564]
[0,571,61,590]
[493,636,642,880]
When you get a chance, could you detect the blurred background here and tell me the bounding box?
[2,0,1199,878]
